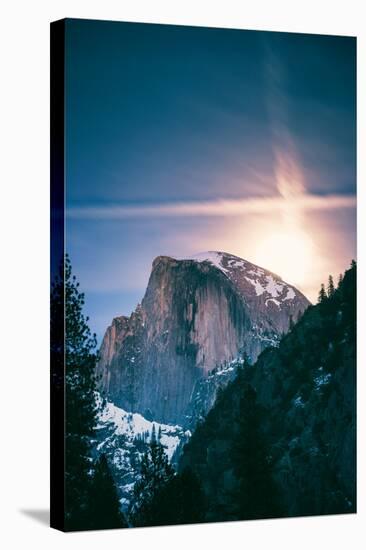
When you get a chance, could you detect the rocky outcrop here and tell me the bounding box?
[96,252,310,425]
[96,316,130,389]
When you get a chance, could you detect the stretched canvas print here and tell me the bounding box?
[50,18,356,531]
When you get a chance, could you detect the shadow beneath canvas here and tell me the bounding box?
[20,509,50,526]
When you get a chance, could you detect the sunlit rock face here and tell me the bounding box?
[96,252,310,425]
[97,316,130,390]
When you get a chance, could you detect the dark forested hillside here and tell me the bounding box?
[179,262,356,522]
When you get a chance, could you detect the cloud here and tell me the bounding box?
[68,44,355,227]
[67,194,355,220]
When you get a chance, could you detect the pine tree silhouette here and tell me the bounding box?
[52,255,126,530]
[231,383,281,520]
[130,437,175,526]
[318,283,327,303]
[327,275,335,297]
[57,255,99,530]
[90,454,127,529]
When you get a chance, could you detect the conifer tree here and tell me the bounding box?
[90,454,127,529]
[327,275,335,297]
[318,283,327,303]
[52,255,125,530]
[130,460,206,527]
[54,254,99,529]
[231,383,281,520]
[150,423,157,444]
[51,254,67,525]
[167,467,205,525]
[130,436,175,526]
[150,466,206,526]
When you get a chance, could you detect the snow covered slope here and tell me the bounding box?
[97,400,190,460]
[95,398,190,509]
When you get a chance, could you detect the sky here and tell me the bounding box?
[65,19,356,343]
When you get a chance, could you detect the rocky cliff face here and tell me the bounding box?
[96,251,310,425]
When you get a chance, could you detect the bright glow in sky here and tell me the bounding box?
[251,229,314,288]
[251,140,316,290]
[65,20,356,342]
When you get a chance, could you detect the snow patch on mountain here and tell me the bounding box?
[179,251,231,275]
[176,251,299,306]
[266,298,281,308]
[95,397,191,510]
[284,287,296,301]
[97,400,189,461]
[265,275,284,297]
[244,276,265,295]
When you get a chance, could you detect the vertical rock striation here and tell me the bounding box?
[96,252,310,425]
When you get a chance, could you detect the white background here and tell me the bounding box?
[0,1,364,548]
